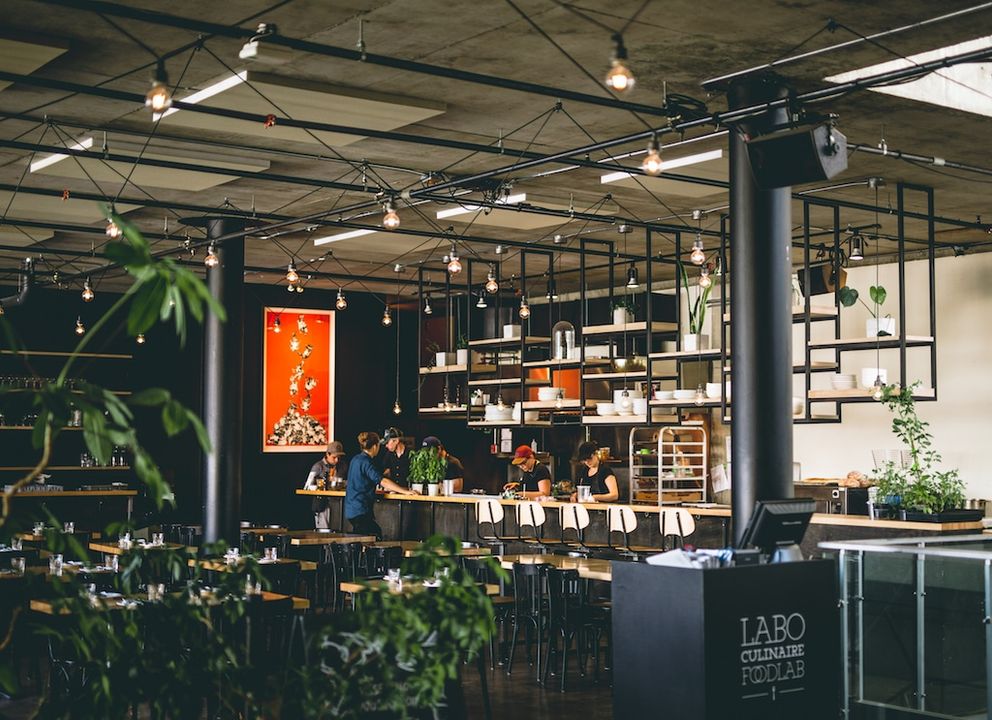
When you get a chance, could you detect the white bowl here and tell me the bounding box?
[792,396,805,415]
[705,382,722,399]
[673,389,697,400]
[503,324,521,339]
[613,389,644,404]
[831,380,857,390]
[632,398,648,415]
[654,390,674,401]
[596,402,617,416]
[537,387,562,402]
[833,373,856,382]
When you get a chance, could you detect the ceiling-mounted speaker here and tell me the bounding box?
[745,123,847,189]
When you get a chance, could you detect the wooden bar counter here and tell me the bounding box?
[297,490,981,556]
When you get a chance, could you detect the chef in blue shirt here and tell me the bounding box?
[345,430,417,537]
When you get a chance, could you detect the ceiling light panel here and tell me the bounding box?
[30,136,270,191]
[0,36,67,93]
[600,149,727,198]
[436,193,618,230]
[0,191,140,226]
[157,70,446,146]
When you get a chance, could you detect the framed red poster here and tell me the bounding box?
[262,308,335,453]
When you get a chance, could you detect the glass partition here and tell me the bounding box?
[826,535,992,719]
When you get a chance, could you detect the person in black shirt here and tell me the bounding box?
[421,436,464,492]
[510,444,552,498]
[303,440,349,528]
[573,441,619,502]
[380,426,411,487]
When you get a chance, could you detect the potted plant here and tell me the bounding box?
[678,262,712,352]
[872,382,975,522]
[612,298,635,325]
[455,334,470,367]
[409,446,447,496]
[838,283,895,337]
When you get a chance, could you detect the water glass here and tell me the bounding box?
[33,522,44,537]
[11,537,22,551]
[147,583,165,601]
[11,557,25,575]
[104,554,119,572]
[119,533,131,550]
[386,568,401,583]
[49,554,63,576]
[152,532,164,546]
[264,547,277,561]
[63,521,75,534]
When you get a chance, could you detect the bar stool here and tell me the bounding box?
[516,501,551,552]
[558,503,592,553]
[476,498,507,553]
[659,508,696,550]
[605,506,642,558]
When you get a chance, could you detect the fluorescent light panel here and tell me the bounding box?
[30,137,95,173]
[600,149,724,184]
[435,193,528,220]
[313,228,377,246]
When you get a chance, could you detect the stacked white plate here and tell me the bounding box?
[831,373,857,391]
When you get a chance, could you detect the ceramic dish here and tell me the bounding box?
[673,389,697,400]
[596,402,617,416]
[654,390,675,401]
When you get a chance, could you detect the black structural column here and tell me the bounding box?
[729,77,794,545]
[196,216,246,546]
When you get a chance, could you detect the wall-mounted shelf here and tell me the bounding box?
[521,358,611,368]
[466,378,551,388]
[0,466,131,472]
[521,399,589,410]
[467,420,553,428]
[467,336,550,347]
[581,371,650,381]
[648,349,722,361]
[808,335,934,351]
[418,405,478,414]
[809,387,935,401]
[419,364,498,375]
[581,321,677,336]
[0,426,84,431]
[0,350,133,360]
[724,306,838,323]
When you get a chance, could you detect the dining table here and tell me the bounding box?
[497,553,613,582]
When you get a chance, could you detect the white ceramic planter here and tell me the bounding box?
[867,317,896,337]
[434,352,447,367]
[411,483,424,495]
[427,483,439,497]
[456,348,470,366]
[682,334,710,352]
[613,307,634,325]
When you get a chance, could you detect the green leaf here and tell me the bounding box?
[837,286,858,307]
[129,388,171,407]
[869,285,887,306]
[82,409,112,464]
[161,400,188,437]
[187,411,211,453]
[127,275,168,335]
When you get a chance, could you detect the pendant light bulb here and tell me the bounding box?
[335,289,347,310]
[476,293,487,309]
[204,245,219,268]
[641,135,663,175]
[81,279,94,302]
[382,201,401,230]
[619,389,632,412]
[690,235,705,265]
[446,245,462,275]
[136,333,146,345]
[555,389,564,410]
[393,399,402,415]
[423,296,433,315]
[485,266,499,294]
[626,264,639,289]
[145,61,172,113]
[698,267,712,289]
[74,316,85,336]
[605,34,635,92]
[105,219,122,239]
[273,317,281,333]
[849,233,865,261]
[694,385,706,406]
[872,376,885,401]
[381,306,392,327]
[518,295,531,320]
[285,262,299,284]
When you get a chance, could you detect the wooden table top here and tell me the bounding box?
[372,540,492,558]
[189,557,311,572]
[29,590,308,615]
[340,579,499,595]
[240,527,287,535]
[10,490,137,498]
[90,541,188,556]
[498,554,613,582]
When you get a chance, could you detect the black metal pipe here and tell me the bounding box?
[0,258,34,310]
[729,78,794,546]
[200,216,246,546]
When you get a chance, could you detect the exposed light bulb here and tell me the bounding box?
[381,307,392,326]
[145,61,172,113]
[81,279,94,302]
[335,289,347,310]
[849,234,865,261]
[287,284,296,293]
[641,135,662,175]
[74,317,85,336]
[690,235,705,265]
[485,266,499,294]
[495,244,505,255]
[295,284,304,293]
[273,317,281,333]
[626,264,639,289]
[555,389,564,410]
[698,267,712,289]
[605,34,634,92]
[872,376,885,401]
[382,202,400,230]
[694,385,706,406]
[105,219,122,239]
[619,389,632,412]
[285,263,299,284]
[518,295,530,320]
[496,394,506,410]
[476,293,487,309]
[446,245,462,275]
[136,333,146,345]
[393,400,402,415]
[423,296,433,315]
[204,244,219,268]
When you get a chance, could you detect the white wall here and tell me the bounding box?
[792,251,992,496]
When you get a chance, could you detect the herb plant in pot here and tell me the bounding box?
[838,284,895,337]
[409,446,447,496]
[679,262,712,352]
[456,334,470,367]
[612,298,635,326]
[872,383,975,522]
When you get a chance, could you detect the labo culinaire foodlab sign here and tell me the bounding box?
[739,612,807,701]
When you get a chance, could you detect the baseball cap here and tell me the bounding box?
[326,440,346,456]
[510,445,535,465]
[421,436,442,449]
[381,427,403,443]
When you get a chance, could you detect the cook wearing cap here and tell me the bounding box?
[510,445,552,499]
[304,440,349,529]
[421,436,465,493]
[380,427,411,487]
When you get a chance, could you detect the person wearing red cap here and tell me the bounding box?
[510,445,552,499]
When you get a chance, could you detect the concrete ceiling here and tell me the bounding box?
[0,0,990,300]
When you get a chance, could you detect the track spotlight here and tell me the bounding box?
[546,279,558,300]
[424,295,433,315]
[476,293,488,309]
[335,289,348,310]
[626,264,639,289]
[145,61,172,114]
[641,134,662,175]
[382,201,400,230]
[690,234,705,265]
[605,34,635,92]
[81,278,94,302]
[204,245,219,268]
[849,233,865,261]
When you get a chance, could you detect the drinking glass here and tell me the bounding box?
[11,537,22,551]
[63,521,75,534]
[49,554,63,576]
[264,547,277,561]
[11,557,25,575]
[152,532,164,546]
[386,568,400,583]
[33,522,44,537]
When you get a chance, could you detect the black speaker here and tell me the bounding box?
[746,123,847,189]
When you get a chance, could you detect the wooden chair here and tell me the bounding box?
[659,508,696,550]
